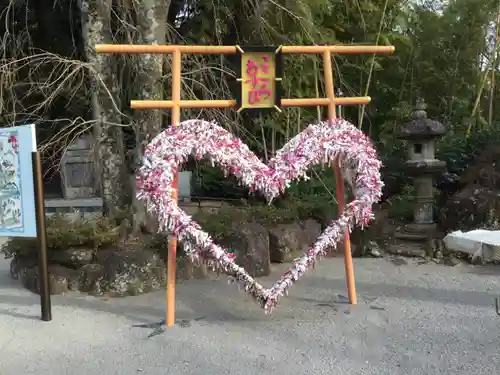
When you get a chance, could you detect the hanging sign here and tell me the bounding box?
[236,46,282,113]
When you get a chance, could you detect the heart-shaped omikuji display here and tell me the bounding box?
[137,119,383,313]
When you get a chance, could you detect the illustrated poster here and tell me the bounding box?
[0,124,37,237]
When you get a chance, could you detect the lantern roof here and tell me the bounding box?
[397,98,445,140]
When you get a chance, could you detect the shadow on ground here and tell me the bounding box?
[464,264,500,276]
[1,258,499,325]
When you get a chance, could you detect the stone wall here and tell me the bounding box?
[8,214,324,297]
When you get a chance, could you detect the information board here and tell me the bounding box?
[0,124,37,237]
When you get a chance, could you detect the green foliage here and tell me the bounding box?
[378,138,407,195]
[9,0,500,228]
[387,184,414,221]
[184,0,500,213]
[144,232,168,252]
[1,214,120,259]
[193,198,337,241]
[191,161,339,232]
[191,162,248,199]
[193,205,244,241]
[144,232,187,262]
[437,128,500,177]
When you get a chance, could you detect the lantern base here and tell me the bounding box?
[391,223,438,258]
[395,223,437,240]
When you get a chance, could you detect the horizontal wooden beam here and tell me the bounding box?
[95,44,395,55]
[282,45,394,55]
[130,97,371,109]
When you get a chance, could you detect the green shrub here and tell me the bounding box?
[191,162,248,199]
[387,195,414,222]
[1,214,120,259]
[191,197,337,241]
[145,232,188,261]
[192,204,248,241]
[387,184,414,222]
[437,128,500,176]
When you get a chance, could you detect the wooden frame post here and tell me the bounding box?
[323,51,357,304]
[95,43,394,326]
[166,49,182,327]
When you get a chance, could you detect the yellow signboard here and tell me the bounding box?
[236,46,282,113]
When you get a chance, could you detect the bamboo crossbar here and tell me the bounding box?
[130,97,371,109]
[95,44,395,55]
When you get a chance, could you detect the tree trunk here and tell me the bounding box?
[130,0,169,233]
[80,0,126,218]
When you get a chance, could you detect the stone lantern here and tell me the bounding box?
[394,98,446,256]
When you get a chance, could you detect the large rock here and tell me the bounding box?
[268,222,302,263]
[176,257,208,280]
[459,145,500,189]
[222,222,271,277]
[441,184,500,232]
[20,264,80,295]
[77,263,106,294]
[301,219,323,248]
[343,205,390,257]
[10,240,171,296]
[9,254,37,280]
[268,220,321,263]
[440,145,500,232]
[443,229,500,263]
[93,249,166,296]
[50,247,94,269]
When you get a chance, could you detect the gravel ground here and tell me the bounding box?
[1,254,500,375]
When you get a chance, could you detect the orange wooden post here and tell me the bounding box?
[322,51,357,305]
[166,49,182,327]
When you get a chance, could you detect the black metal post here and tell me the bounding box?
[32,151,51,321]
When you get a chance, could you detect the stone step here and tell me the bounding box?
[394,231,428,241]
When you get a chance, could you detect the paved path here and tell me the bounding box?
[1,254,500,375]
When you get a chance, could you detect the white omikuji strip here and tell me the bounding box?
[137,118,383,313]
